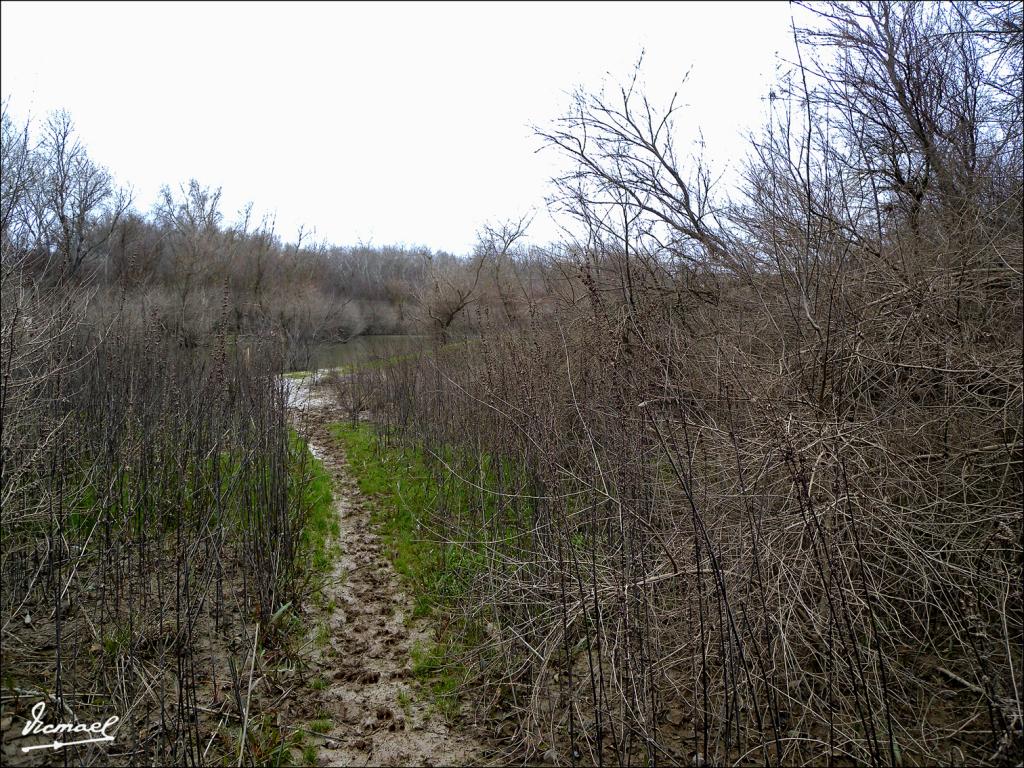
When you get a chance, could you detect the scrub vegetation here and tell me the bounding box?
[0,297,340,763]
[1,2,1021,766]
[330,4,1023,766]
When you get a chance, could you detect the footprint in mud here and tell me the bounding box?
[290,406,490,767]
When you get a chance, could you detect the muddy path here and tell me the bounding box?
[287,378,491,767]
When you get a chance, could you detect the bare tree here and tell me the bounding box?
[0,104,35,250]
[154,179,225,340]
[537,69,739,278]
[481,214,533,324]
[32,111,130,278]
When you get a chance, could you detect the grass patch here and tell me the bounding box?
[309,676,328,691]
[289,430,339,579]
[235,714,306,767]
[327,422,460,618]
[411,639,466,722]
[102,624,132,658]
[308,717,332,733]
[397,688,413,716]
[314,622,331,648]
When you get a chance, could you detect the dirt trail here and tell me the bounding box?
[288,378,490,767]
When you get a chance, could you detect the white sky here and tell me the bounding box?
[2,1,799,253]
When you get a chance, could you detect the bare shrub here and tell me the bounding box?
[338,3,1022,765]
[1,257,318,764]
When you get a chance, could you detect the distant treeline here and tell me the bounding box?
[0,109,561,349]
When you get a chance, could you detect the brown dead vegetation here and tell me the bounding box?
[337,3,1023,765]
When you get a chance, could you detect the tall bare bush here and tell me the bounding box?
[339,3,1022,765]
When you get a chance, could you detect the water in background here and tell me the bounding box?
[286,334,429,373]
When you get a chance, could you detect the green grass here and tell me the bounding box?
[308,717,332,733]
[397,688,413,716]
[236,714,306,767]
[327,422,460,618]
[102,625,132,658]
[411,639,466,722]
[67,444,304,540]
[289,430,339,578]
[314,622,331,648]
[309,676,328,691]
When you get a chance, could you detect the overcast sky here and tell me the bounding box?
[2,1,800,253]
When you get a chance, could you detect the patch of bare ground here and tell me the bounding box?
[289,384,494,767]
